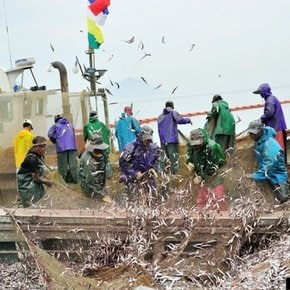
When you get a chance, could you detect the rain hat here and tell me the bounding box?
[86,136,109,152]
[189,128,204,146]
[139,125,153,140]
[247,119,263,134]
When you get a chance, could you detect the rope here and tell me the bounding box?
[109,99,290,127]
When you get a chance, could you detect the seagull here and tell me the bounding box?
[106,54,114,63]
[140,77,147,84]
[105,88,113,95]
[50,43,55,52]
[109,79,114,86]
[171,86,178,94]
[123,36,134,44]
[161,36,166,44]
[189,43,195,51]
[114,82,120,89]
[138,41,144,50]
[140,52,151,61]
[154,84,162,90]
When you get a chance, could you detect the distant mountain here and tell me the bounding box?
[104,77,168,101]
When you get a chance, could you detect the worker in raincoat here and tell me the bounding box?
[13,119,35,170]
[17,136,53,207]
[48,115,78,183]
[246,119,289,204]
[205,95,235,154]
[187,128,226,210]
[83,111,111,151]
[252,83,287,163]
[115,106,141,152]
[83,111,112,178]
[119,125,160,197]
[79,134,110,200]
[158,101,192,175]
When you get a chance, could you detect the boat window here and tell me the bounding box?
[0,99,13,121]
[23,96,32,118]
[35,98,43,115]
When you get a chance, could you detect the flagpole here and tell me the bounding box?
[87,48,97,114]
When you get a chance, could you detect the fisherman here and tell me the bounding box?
[83,110,111,149]
[47,115,78,183]
[17,136,54,207]
[83,111,112,178]
[157,100,192,175]
[205,94,235,155]
[115,106,141,152]
[13,119,35,170]
[79,134,111,201]
[119,125,160,197]
[252,83,287,164]
[186,128,226,210]
[246,119,289,204]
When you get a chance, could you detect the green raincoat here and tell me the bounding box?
[187,129,225,181]
[17,151,45,207]
[79,150,108,198]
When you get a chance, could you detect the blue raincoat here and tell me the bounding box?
[115,113,140,151]
[252,126,288,185]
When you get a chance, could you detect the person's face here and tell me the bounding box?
[249,132,260,141]
[91,149,103,158]
[141,139,152,147]
[34,144,46,155]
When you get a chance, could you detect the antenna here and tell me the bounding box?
[3,0,12,68]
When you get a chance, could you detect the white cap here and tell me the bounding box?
[23,119,33,129]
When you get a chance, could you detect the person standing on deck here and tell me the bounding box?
[115,106,140,152]
[205,95,235,155]
[13,119,35,170]
[157,101,192,175]
[252,83,287,164]
[48,115,79,183]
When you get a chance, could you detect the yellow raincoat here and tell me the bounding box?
[13,129,35,168]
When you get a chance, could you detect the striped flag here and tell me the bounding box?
[87,0,111,49]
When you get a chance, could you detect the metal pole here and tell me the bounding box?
[87,49,97,114]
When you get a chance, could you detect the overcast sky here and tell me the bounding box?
[1,0,290,131]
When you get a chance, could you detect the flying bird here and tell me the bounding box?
[50,43,55,52]
[154,84,162,90]
[105,88,113,96]
[106,54,114,63]
[140,77,147,84]
[109,79,114,86]
[138,41,144,50]
[171,86,178,94]
[115,82,120,89]
[161,36,166,44]
[189,43,195,51]
[123,36,135,44]
[140,52,151,61]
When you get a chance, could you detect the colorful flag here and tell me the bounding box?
[89,0,110,16]
[87,0,110,49]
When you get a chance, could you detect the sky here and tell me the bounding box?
[1,0,290,136]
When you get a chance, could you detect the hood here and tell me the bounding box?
[119,112,126,119]
[89,116,99,123]
[259,126,277,143]
[162,107,173,115]
[57,117,70,125]
[16,129,32,139]
[253,83,272,98]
